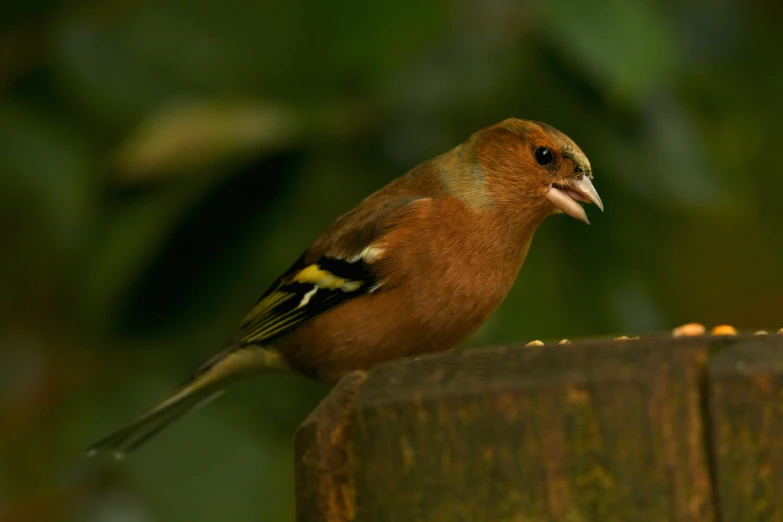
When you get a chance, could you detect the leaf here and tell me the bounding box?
[113,101,301,183]
[541,0,679,104]
[0,101,95,313]
[82,172,222,329]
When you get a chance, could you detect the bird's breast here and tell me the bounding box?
[361,200,531,356]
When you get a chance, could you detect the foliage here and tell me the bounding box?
[2,0,783,520]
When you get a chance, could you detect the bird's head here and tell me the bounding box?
[463,118,603,225]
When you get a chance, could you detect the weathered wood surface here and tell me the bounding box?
[708,336,783,521]
[295,334,783,522]
[295,371,366,522]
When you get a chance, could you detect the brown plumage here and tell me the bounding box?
[87,118,602,457]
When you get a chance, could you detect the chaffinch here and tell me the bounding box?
[88,118,602,457]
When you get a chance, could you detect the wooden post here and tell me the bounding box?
[295,371,367,522]
[708,336,783,521]
[295,334,783,521]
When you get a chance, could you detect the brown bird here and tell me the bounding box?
[87,118,602,458]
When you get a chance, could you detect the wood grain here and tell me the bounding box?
[708,335,783,522]
[295,334,783,521]
[295,370,367,522]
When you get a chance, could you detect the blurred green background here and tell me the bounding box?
[2,0,783,520]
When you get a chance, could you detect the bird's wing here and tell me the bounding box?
[236,255,375,343]
[235,196,426,345]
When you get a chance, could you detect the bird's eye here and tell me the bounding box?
[534,147,553,165]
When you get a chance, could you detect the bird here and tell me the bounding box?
[86,118,602,458]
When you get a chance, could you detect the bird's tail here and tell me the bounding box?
[86,346,287,459]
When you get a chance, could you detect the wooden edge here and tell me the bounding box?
[706,335,783,521]
[348,335,716,521]
[356,335,710,405]
[295,370,367,522]
[293,334,783,521]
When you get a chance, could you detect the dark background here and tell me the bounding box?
[2,0,782,520]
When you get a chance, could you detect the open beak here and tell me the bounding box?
[544,176,603,224]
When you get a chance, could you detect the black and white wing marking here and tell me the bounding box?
[236,253,380,344]
[235,196,426,345]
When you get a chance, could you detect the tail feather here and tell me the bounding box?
[86,380,224,459]
[86,346,286,458]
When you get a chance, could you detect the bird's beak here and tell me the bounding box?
[544,176,603,224]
